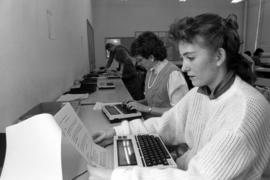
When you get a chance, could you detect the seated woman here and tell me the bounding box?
[104,43,123,71]
[113,47,144,100]
[252,48,264,66]
[88,13,270,180]
[125,31,189,118]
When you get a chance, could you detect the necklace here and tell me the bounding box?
[147,70,160,89]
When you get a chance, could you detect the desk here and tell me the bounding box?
[62,78,132,180]
[255,66,270,79]
[80,78,132,104]
[255,66,270,73]
[255,77,270,87]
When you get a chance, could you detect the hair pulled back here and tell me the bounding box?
[169,13,256,84]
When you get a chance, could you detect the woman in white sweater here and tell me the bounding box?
[88,13,270,180]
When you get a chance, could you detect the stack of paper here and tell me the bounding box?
[0,114,62,180]
[1,103,113,180]
[57,94,89,102]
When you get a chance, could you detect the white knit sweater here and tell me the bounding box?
[113,76,270,180]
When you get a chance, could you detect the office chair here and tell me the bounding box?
[0,133,6,174]
[183,72,193,90]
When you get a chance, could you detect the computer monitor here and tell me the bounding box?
[87,19,95,72]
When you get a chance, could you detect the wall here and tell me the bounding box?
[244,0,270,59]
[245,0,261,53]
[92,0,245,68]
[257,0,270,55]
[0,0,93,132]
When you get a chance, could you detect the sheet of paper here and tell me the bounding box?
[54,103,113,168]
[0,114,62,180]
[57,93,89,102]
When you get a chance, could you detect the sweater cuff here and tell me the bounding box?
[111,168,132,180]
[113,120,130,136]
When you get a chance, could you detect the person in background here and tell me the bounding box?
[252,48,264,66]
[112,47,144,100]
[125,31,189,118]
[104,43,126,71]
[244,50,252,56]
[242,50,256,80]
[88,13,270,180]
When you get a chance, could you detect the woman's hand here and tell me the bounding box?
[92,128,116,147]
[126,101,150,113]
[123,99,134,105]
[87,164,112,180]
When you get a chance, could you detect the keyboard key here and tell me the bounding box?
[136,135,172,167]
[115,104,137,114]
[105,105,120,115]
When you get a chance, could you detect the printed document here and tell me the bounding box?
[54,103,113,168]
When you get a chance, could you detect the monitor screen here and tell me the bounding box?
[87,19,95,72]
[117,139,137,166]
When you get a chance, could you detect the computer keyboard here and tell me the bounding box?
[115,104,137,114]
[102,103,142,123]
[104,105,120,115]
[135,135,171,167]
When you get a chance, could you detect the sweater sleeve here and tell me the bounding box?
[112,91,270,180]
[114,89,193,144]
[121,63,137,81]
[106,51,114,69]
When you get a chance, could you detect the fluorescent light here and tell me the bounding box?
[179,0,187,2]
[231,0,244,3]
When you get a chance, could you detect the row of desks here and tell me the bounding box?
[255,66,270,87]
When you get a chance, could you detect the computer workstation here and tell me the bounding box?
[64,70,121,94]
[69,76,176,179]
[102,102,142,122]
[254,65,270,87]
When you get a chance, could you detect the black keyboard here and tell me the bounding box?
[115,104,137,114]
[104,105,120,115]
[135,135,170,167]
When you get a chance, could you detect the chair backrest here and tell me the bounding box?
[182,72,193,90]
[0,133,6,170]
[262,158,270,179]
[136,69,146,99]
[176,64,193,90]
[0,133,6,176]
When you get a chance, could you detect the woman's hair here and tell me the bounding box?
[244,50,252,56]
[130,31,167,61]
[114,48,129,64]
[253,48,264,56]
[169,13,256,84]
[105,43,114,51]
